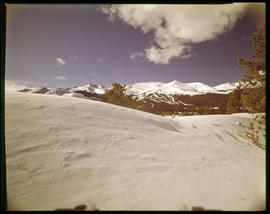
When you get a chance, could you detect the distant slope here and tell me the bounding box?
[5,92,265,211]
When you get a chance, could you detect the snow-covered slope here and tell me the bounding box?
[62,92,85,98]
[72,84,106,94]
[5,92,265,211]
[186,82,216,93]
[126,82,165,94]
[214,82,239,92]
[159,81,197,94]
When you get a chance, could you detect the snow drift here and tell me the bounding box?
[5,92,265,211]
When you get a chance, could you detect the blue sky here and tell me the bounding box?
[6,4,265,88]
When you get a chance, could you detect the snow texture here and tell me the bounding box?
[5,92,265,211]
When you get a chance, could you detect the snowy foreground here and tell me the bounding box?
[5,92,265,211]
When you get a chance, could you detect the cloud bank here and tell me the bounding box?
[101,4,249,64]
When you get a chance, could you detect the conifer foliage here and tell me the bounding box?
[105,82,126,105]
[238,26,265,113]
[104,82,136,108]
[218,99,228,114]
[226,86,243,113]
[236,26,265,149]
[224,27,265,114]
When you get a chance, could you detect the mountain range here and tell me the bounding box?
[18,80,239,114]
[19,80,238,96]
[126,80,238,96]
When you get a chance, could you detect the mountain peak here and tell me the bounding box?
[170,80,180,84]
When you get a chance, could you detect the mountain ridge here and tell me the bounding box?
[126,80,239,96]
[17,80,239,96]
[17,80,238,113]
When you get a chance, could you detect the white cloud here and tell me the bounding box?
[5,80,27,92]
[56,58,66,68]
[23,80,41,87]
[101,4,249,64]
[5,80,49,92]
[130,51,145,59]
[54,76,67,81]
[97,58,104,63]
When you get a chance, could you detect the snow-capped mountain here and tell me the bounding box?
[186,82,217,93]
[19,80,238,97]
[72,84,106,95]
[126,82,164,95]
[214,82,239,92]
[123,80,239,106]
[18,80,238,110]
[126,80,238,96]
[19,84,106,97]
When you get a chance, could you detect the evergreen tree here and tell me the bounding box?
[217,98,228,114]
[226,86,243,113]
[237,27,265,149]
[104,82,137,108]
[238,26,265,113]
[104,82,128,106]
[240,87,265,113]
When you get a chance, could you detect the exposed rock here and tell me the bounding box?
[33,87,50,94]
[18,88,32,92]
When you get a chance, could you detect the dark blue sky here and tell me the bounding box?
[6,4,263,88]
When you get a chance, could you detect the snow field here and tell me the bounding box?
[5,92,265,210]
